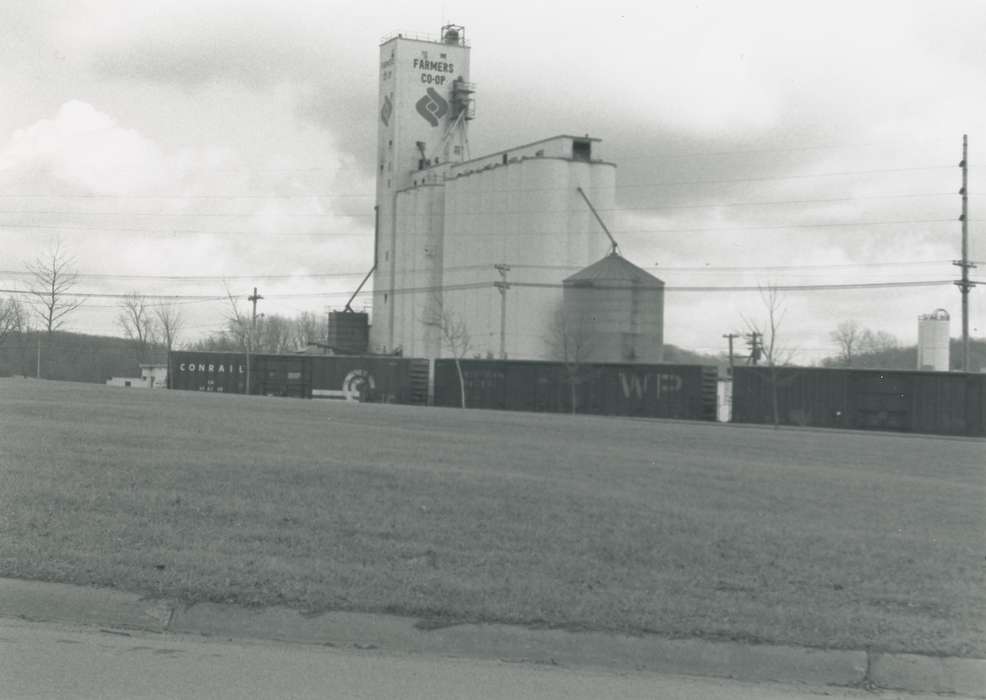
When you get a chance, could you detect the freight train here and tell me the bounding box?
[169,351,717,421]
[168,351,986,437]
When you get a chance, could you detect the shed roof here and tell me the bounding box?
[563,252,665,287]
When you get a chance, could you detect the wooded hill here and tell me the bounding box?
[0,331,163,383]
[819,338,986,373]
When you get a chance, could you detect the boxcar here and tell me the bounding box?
[433,359,717,421]
[169,351,427,404]
[731,366,986,437]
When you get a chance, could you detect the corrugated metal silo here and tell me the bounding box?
[562,253,665,364]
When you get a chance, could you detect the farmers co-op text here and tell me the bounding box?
[413,57,455,85]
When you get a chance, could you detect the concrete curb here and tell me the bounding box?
[168,603,867,688]
[0,577,174,632]
[2,578,983,696]
[869,652,986,697]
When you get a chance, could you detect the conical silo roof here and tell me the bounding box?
[563,252,664,287]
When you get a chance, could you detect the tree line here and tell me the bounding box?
[0,241,334,381]
[3,244,982,386]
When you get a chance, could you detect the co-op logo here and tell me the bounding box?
[342,369,375,399]
[415,88,448,127]
[380,96,393,126]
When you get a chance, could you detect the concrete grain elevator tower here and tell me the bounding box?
[372,26,474,354]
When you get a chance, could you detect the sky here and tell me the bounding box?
[0,0,983,362]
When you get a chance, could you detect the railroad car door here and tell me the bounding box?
[850,373,909,431]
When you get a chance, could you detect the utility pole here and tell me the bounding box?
[246,287,263,394]
[493,264,511,359]
[36,334,41,378]
[722,332,739,371]
[953,134,976,372]
[746,332,762,366]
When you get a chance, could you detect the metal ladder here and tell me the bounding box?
[407,359,431,405]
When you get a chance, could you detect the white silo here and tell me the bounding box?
[917,309,950,371]
[393,183,445,357]
[441,136,615,360]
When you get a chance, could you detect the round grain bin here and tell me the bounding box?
[562,253,665,364]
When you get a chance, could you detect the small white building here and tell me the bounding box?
[106,363,169,389]
[140,363,169,388]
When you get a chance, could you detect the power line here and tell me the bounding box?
[509,280,958,292]
[0,288,228,303]
[12,137,960,176]
[0,210,373,218]
[0,282,484,302]
[0,163,958,200]
[618,139,962,159]
[620,219,962,235]
[0,259,952,282]
[0,269,368,281]
[0,192,375,201]
[0,217,968,238]
[0,278,963,303]
[0,191,961,217]
[648,260,955,272]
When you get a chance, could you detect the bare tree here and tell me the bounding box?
[117,292,157,363]
[546,308,594,414]
[293,310,324,350]
[256,314,293,354]
[821,328,902,368]
[830,320,862,367]
[153,303,184,355]
[742,285,792,427]
[0,296,26,348]
[219,283,254,393]
[859,329,899,354]
[25,241,85,334]
[222,283,250,353]
[423,300,471,408]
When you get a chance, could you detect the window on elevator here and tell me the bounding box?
[572,139,592,161]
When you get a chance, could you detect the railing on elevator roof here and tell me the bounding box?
[379,24,468,47]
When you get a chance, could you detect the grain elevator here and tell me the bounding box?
[371,25,661,361]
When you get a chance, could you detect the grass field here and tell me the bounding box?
[0,378,983,657]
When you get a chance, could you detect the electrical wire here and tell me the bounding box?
[0,217,969,237]
[0,278,964,303]
[0,259,954,282]
[0,269,369,281]
[0,191,963,217]
[509,280,957,292]
[0,163,959,200]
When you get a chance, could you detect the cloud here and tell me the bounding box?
[0,101,374,334]
[0,100,176,195]
[2,1,983,349]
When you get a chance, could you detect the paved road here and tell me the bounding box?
[0,618,966,700]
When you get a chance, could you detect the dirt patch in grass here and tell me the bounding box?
[1,378,984,656]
